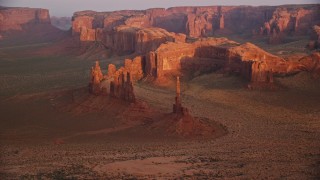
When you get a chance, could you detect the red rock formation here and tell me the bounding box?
[186,13,213,38]
[72,4,319,42]
[72,15,94,36]
[80,26,96,41]
[135,28,177,54]
[103,15,124,30]
[89,61,136,102]
[89,61,104,95]
[298,52,320,79]
[146,38,238,78]
[247,61,275,89]
[158,76,220,137]
[308,25,320,50]
[259,6,320,44]
[109,71,136,102]
[124,15,151,28]
[173,76,189,115]
[107,25,138,54]
[107,64,117,78]
[0,7,51,32]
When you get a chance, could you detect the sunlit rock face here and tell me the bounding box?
[71,4,319,49]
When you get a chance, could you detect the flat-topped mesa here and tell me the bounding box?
[74,19,185,55]
[0,7,51,32]
[173,76,189,115]
[143,37,319,88]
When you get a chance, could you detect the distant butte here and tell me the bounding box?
[1,4,319,89]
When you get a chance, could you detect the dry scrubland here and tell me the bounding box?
[0,40,320,179]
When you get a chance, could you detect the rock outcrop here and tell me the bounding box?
[259,6,320,44]
[71,4,319,52]
[0,7,66,43]
[74,17,185,55]
[89,60,137,103]
[74,5,320,38]
[143,37,316,88]
[298,52,320,79]
[89,61,104,95]
[109,71,136,102]
[173,76,189,115]
[308,25,320,50]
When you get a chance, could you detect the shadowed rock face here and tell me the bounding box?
[0,7,51,32]
[308,25,320,50]
[259,6,320,44]
[298,52,320,79]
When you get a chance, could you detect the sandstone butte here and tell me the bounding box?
[1,5,319,89]
[0,6,64,40]
[0,6,50,31]
[71,4,319,90]
[88,62,219,136]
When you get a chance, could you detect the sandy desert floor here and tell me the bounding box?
[0,40,320,179]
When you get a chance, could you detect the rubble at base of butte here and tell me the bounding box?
[88,62,224,137]
[157,76,221,137]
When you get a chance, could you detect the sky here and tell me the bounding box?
[0,0,319,17]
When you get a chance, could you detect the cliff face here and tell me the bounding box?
[71,4,319,46]
[145,37,308,82]
[0,7,51,31]
[259,6,320,44]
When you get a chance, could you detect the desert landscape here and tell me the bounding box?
[0,1,320,179]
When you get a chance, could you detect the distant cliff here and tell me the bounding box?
[0,7,67,44]
[70,4,320,45]
[0,7,51,31]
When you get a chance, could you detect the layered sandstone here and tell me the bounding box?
[72,4,319,50]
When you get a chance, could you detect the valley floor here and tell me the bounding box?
[0,41,320,179]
